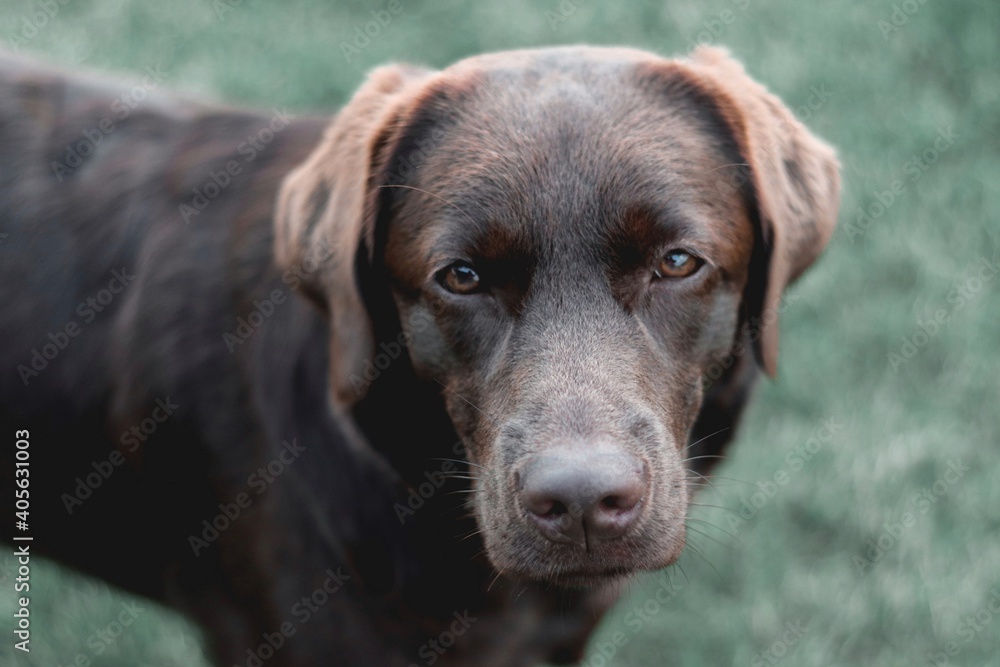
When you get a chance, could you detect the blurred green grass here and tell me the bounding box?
[1,0,998,665]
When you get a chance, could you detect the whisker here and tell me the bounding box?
[688,502,739,517]
[667,567,678,590]
[439,502,477,516]
[685,517,739,540]
[705,475,755,486]
[433,378,501,427]
[681,454,728,464]
[683,427,731,453]
[377,184,480,228]
[431,457,485,470]
[633,571,654,600]
[686,470,753,487]
[684,469,725,493]
[675,560,692,586]
[487,569,505,592]
[686,523,739,550]
[686,481,746,492]
[456,526,485,542]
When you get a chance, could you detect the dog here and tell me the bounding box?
[0,45,838,666]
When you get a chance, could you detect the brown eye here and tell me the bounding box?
[654,250,703,279]
[439,261,482,294]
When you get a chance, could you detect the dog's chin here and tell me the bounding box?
[497,558,663,590]
[476,500,688,589]
[543,568,633,590]
[485,541,684,590]
[493,562,630,589]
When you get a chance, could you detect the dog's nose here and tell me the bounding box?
[518,452,646,544]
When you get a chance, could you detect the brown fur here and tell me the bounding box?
[0,45,838,666]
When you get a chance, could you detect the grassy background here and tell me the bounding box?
[1,0,998,665]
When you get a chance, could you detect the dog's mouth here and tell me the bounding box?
[491,537,685,589]
[476,501,688,588]
[545,566,634,589]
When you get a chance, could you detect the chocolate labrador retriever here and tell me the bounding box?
[0,45,838,666]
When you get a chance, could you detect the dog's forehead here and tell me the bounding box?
[437,47,667,126]
[391,52,748,264]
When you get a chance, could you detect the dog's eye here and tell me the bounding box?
[654,250,703,279]
[438,261,483,294]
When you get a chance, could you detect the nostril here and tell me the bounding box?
[600,495,626,511]
[529,498,569,519]
[522,487,572,519]
[598,487,643,513]
[546,500,568,518]
[587,478,645,540]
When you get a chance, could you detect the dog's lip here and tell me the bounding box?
[546,567,632,588]
[505,562,634,588]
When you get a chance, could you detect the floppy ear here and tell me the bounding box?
[275,64,433,405]
[682,47,841,376]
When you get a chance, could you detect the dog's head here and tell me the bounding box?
[276,46,839,586]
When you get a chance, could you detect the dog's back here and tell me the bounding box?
[0,54,324,410]
[0,52,327,601]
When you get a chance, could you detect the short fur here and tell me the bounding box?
[0,46,838,666]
